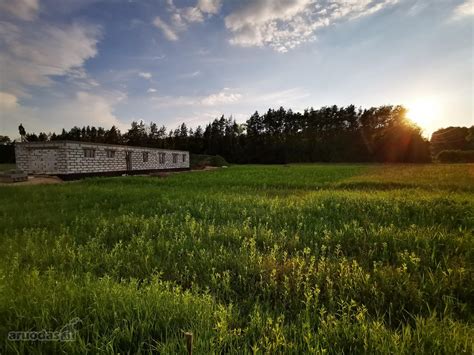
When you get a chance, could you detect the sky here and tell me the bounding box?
[0,0,472,139]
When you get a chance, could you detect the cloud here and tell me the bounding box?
[147,88,157,93]
[451,0,474,21]
[0,0,39,21]
[251,87,310,106]
[180,70,202,79]
[197,0,222,14]
[225,0,399,52]
[143,86,313,133]
[0,21,100,96]
[151,95,198,108]
[225,0,312,28]
[65,67,100,89]
[150,89,242,108]
[0,0,131,138]
[2,91,128,138]
[167,110,227,128]
[178,7,205,23]
[150,88,310,110]
[201,89,242,106]
[0,92,19,110]
[153,0,221,41]
[156,88,310,129]
[72,91,126,129]
[138,72,152,79]
[153,16,179,41]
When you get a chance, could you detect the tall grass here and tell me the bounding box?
[0,164,473,353]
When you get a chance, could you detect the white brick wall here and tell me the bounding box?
[15,141,190,175]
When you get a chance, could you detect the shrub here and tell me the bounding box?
[190,154,228,168]
[436,150,474,163]
[209,155,228,167]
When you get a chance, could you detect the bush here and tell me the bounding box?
[209,155,228,167]
[436,150,474,163]
[190,154,228,169]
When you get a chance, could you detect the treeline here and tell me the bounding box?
[2,105,473,164]
[431,126,474,163]
[430,126,474,155]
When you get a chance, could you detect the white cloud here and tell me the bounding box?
[179,7,205,23]
[138,72,152,79]
[153,16,179,41]
[72,91,126,128]
[65,67,100,89]
[167,110,226,128]
[250,87,310,106]
[0,92,19,110]
[2,91,128,137]
[150,89,242,108]
[225,0,399,52]
[147,88,157,93]
[0,0,39,21]
[0,0,130,138]
[451,0,474,20]
[0,21,100,96]
[197,0,222,14]
[153,0,221,41]
[151,95,198,108]
[150,87,311,110]
[201,89,242,106]
[180,70,202,79]
[225,0,312,29]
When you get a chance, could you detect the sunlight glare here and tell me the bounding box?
[406,98,440,134]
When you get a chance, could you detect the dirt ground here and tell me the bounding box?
[0,175,64,186]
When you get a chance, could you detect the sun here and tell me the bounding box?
[406,98,439,134]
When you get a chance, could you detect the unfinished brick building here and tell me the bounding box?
[15,141,190,178]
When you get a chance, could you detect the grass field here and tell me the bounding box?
[0,164,473,353]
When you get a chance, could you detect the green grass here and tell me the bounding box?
[0,163,16,172]
[0,164,473,354]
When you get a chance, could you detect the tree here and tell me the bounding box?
[125,121,147,146]
[431,126,473,156]
[0,136,11,145]
[17,104,434,164]
[104,126,122,145]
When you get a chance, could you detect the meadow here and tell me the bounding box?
[0,164,473,354]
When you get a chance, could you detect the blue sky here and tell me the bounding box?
[0,0,472,139]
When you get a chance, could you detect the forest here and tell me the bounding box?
[1,105,473,164]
